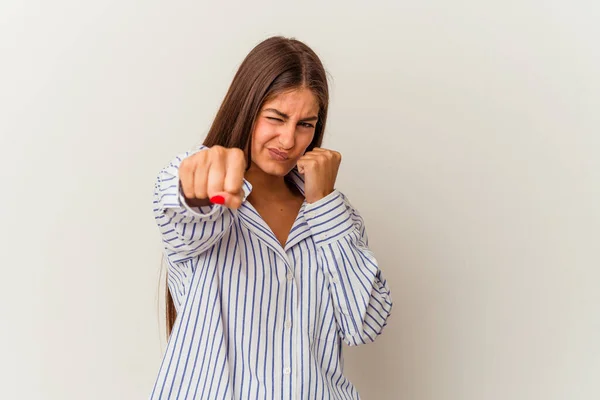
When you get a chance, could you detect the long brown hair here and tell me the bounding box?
[165,36,330,337]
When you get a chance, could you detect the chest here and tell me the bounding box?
[252,200,304,248]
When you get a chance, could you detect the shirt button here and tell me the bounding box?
[286,273,294,281]
[283,367,291,375]
[285,320,292,329]
[330,274,339,284]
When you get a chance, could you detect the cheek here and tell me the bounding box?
[298,132,315,153]
[251,121,273,155]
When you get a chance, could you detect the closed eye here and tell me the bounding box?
[267,117,284,122]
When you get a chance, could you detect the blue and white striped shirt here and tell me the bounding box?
[151,147,393,399]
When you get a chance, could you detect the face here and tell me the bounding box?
[250,87,319,176]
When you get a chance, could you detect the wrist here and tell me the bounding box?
[306,189,334,204]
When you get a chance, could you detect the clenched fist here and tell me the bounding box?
[296,148,342,204]
[179,146,246,209]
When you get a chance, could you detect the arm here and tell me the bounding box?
[154,145,248,310]
[153,146,236,261]
[153,147,237,309]
[305,190,393,346]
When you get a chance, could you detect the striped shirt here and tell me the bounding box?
[151,146,393,399]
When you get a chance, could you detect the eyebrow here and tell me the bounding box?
[263,108,318,122]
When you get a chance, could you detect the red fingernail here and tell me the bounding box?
[210,195,225,205]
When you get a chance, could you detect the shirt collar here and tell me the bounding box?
[285,167,306,196]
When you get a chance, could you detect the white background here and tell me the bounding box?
[1,1,598,399]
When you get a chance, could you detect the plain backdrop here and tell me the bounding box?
[1,1,598,399]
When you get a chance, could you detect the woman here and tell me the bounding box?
[151,36,392,400]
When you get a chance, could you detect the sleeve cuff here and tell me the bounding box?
[304,190,355,245]
[178,190,222,218]
[156,169,222,218]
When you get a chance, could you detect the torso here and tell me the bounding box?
[247,180,305,248]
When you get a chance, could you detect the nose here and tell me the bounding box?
[277,123,296,150]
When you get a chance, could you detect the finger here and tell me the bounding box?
[299,155,323,166]
[296,157,305,174]
[297,157,310,173]
[207,189,244,209]
[308,149,331,159]
[310,148,340,161]
[206,157,226,198]
[223,150,246,195]
[297,157,318,174]
[193,163,209,200]
[179,159,196,199]
[298,153,319,162]
[225,190,244,209]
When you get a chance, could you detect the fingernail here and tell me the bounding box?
[210,195,225,205]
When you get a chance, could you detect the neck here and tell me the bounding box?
[245,162,294,204]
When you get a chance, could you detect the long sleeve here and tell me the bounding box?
[305,190,393,346]
[153,146,236,308]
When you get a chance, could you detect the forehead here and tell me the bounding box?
[262,88,319,115]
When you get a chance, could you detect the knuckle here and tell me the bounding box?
[180,157,192,172]
[228,148,245,163]
[228,147,244,157]
[189,153,206,169]
[211,145,226,158]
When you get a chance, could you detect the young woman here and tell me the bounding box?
[151,36,392,400]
